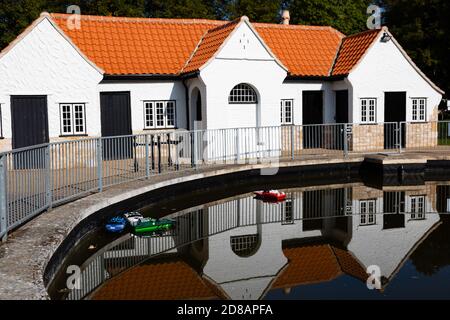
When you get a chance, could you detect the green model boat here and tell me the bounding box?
[133,218,175,235]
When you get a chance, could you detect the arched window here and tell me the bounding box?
[230,234,260,257]
[228,83,258,104]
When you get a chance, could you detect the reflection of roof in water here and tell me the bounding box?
[91,243,368,300]
[92,256,222,300]
[272,244,368,290]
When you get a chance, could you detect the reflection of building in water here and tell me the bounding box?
[349,183,440,287]
[88,183,442,300]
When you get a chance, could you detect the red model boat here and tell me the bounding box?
[254,190,286,202]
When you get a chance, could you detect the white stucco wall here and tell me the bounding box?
[199,22,287,130]
[281,81,339,125]
[348,34,443,123]
[98,80,188,133]
[0,17,103,145]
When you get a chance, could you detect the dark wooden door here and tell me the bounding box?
[11,96,49,169]
[302,91,323,148]
[100,92,133,160]
[11,96,49,149]
[384,92,406,149]
[335,90,349,124]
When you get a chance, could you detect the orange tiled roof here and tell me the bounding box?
[50,13,348,77]
[332,29,382,76]
[92,258,219,300]
[48,13,383,78]
[255,23,344,77]
[182,19,240,74]
[51,13,224,75]
[272,244,367,290]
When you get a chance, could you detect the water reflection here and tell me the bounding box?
[60,181,450,300]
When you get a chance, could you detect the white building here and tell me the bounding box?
[0,12,444,152]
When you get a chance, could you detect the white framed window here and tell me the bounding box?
[360,98,376,123]
[281,99,293,125]
[143,101,176,129]
[229,83,257,104]
[360,199,376,226]
[60,103,86,135]
[410,195,425,220]
[412,98,426,122]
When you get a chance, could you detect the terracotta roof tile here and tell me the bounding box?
[255,24,344,77]
[183,19,240,73]
[51,13,224,75]
[273,244,342,288]
[332,29,382,76]
[92,258,219,300]
[48,13,381,78]
[272,244,367,290]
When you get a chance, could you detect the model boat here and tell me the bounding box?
[124,212,144,227]
[133,218,176,235]
[254,190,286,202]
[105,216,128,233]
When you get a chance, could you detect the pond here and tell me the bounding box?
[46,168,450,300]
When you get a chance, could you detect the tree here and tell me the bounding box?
[378,0,449,97]
[286,0,372,35]
[225,0,284,23]
[0,0,47,50]
[145,0,218,19]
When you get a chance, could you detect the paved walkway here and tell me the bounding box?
[1,151,450,299]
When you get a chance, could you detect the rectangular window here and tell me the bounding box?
[282,199,294,225]
[412,98,426,122]
[60,103,86,135]
[144,101,176,129]
[360,199,377,226]
[280,99,293,125]
[361,98,376,124]
[410,195,425,220]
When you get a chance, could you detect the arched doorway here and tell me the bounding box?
[190,88,203,130]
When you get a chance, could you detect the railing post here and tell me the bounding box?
[235,128,240,163]
[192,132,198,170]
[96,138,103,192]
[343,123,349,158]
[398,122,403,153]
[0,154,7,242]
[167,133,172,167]
[290,125,295,160]
[157,135,162,173]
[145,134,150,179]
[45,145,53,209]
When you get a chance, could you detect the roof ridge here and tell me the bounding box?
[50,12,226,25]
[343,27,382,39]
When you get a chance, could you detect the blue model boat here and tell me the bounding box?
[105,216,128,233]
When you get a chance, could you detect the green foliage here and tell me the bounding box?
[286,0,372,35]
[225,0,284,23]
[146,0,217,19]
[0,0,47,50]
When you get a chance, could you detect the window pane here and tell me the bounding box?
[145,102,154,128]
[74,104,85,134]
[61,104,72,134]
[156,102,164,127]
[166,102,175,127]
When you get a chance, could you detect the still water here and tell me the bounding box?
[48,175,450,300]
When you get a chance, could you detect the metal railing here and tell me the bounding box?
[1,121,449,241]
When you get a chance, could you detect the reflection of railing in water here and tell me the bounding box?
[64,185,440,300]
